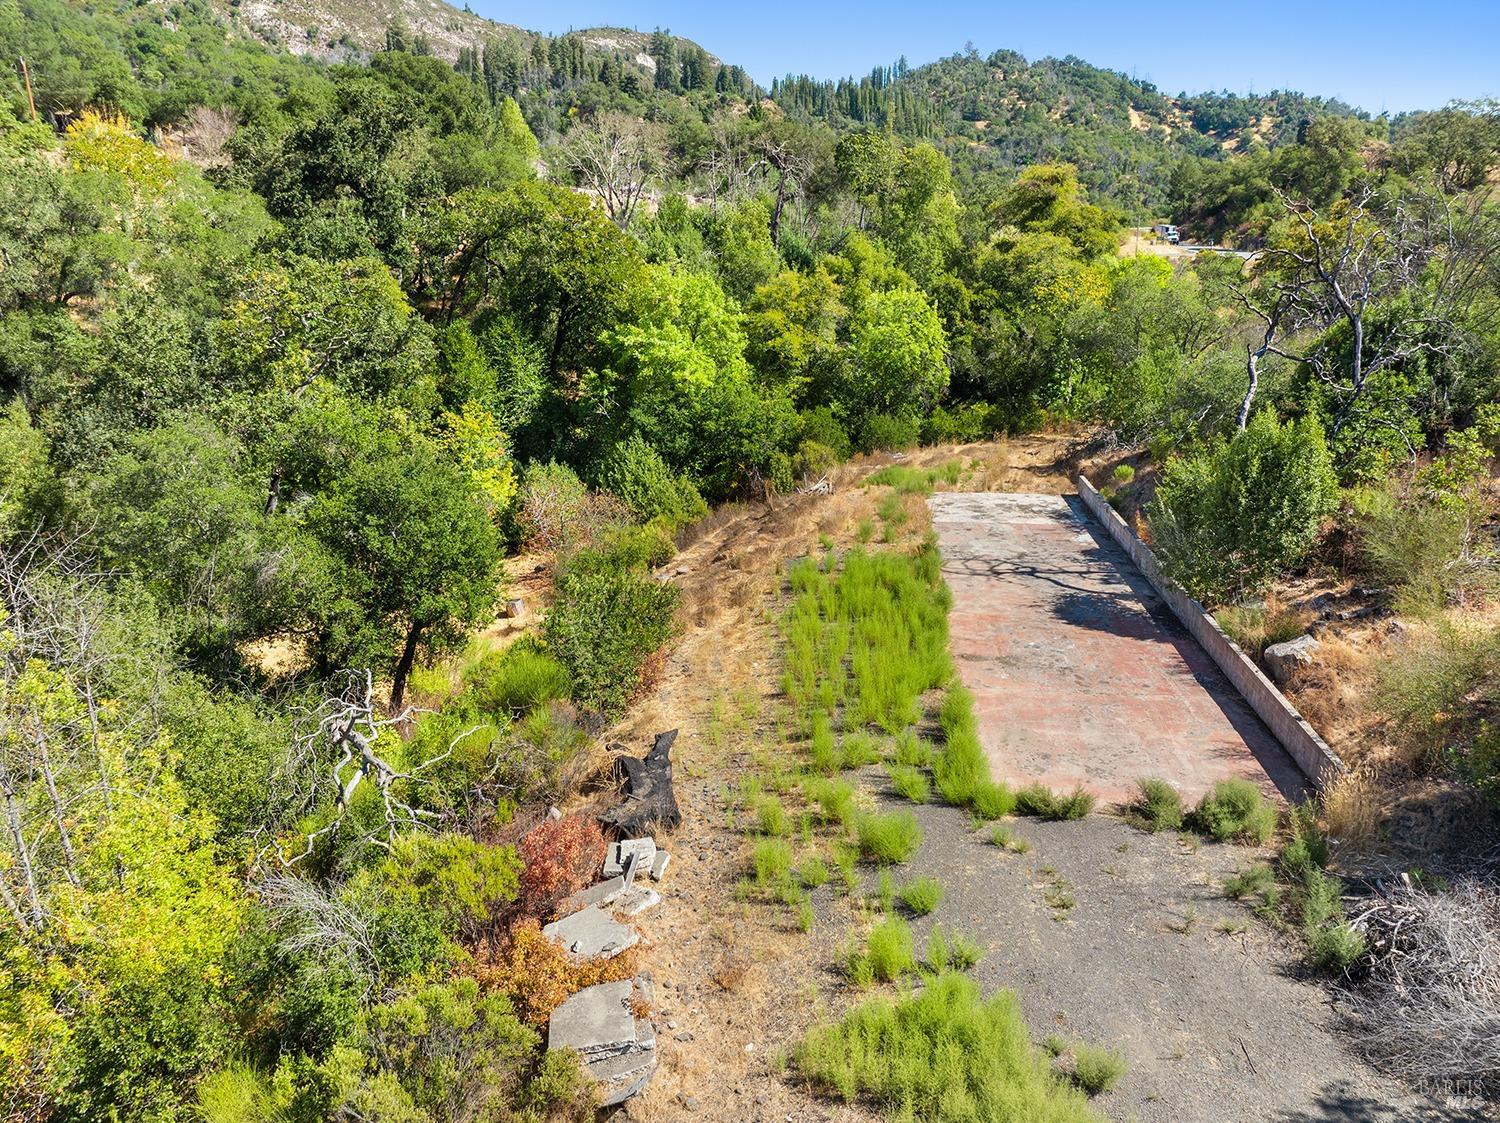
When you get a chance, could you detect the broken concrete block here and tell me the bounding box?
[547,976,658,1107]
[541,905,638,960]
[612,887,661,918]
[649,850,670,881]
[1264,634,1320,684]
[558,875,625,916]
[602,837,657,880]
[547,979,636,1061]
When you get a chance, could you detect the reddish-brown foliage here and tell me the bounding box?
[517,814,605,917]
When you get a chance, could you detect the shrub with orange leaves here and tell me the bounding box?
[517,814,605,917]
[477,919,637,1025]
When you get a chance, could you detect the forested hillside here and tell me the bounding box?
[1,0,1500,1117]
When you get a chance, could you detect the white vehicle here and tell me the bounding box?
[1152,223,1180,244]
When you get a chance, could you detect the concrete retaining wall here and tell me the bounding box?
[1074,476,1345,791]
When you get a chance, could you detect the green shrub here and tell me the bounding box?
[809,712,840,774]
[923,403,998,445]
[799,854,831,889]
[865,915,916,981]
[1222,863,1274,900]
[858,412,921,453]
[804,777,858,831]
[799,406,853,461]
[794,972,1098,1121]
[990,825,1032,853]
[886,763,931,804]
[1308,920,1367,972]
[594,434,707,529]
[1147,413,1337,604]
[1016,784,1095,821]
[891,730,933,768]
[1185,778,1277,844]
[865,461,963,495]
[1123,778,1183,832]
[1070,1042,1127,1096]
[753,838,793,889]
[969,779,1016,820]
[840,732,883,768]
[899,876,944,916]
[756,795,790,837]
[544,555,678,717]
[857,810,924,864]
[467,642,572,717]
[1111,464,1135,485]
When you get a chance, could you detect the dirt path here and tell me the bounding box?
[932,491,1306,804]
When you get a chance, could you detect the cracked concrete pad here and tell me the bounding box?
[541,904,638,960]
[929,491,1305,803]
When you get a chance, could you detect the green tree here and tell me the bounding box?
[1148,413,1338,603]
[305,439,502,711]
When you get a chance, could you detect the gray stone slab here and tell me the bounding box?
[541,905,638,960]
[590,1046,657,1107]
[1264,634,1320,684]
[649,850,670,881]
[547,980,636,1059]
[613,886,661,918]
[602,837,656,879]
[558,875,625,916]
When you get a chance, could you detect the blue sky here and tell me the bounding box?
[476,1,1500,113]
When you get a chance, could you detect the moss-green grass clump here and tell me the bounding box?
[1123,777,1184,832]
[1185,777,1277,844]
[857,810,924,864]
[795,972,1101,1121]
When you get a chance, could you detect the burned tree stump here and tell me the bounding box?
[600,730,680,837]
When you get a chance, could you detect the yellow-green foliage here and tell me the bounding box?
[795,972,1101,1121]
[1185,778,1276,844]
[857,810,924,864]
[865,461,963,495]
[886,763,931,804]
[899,876,944,916]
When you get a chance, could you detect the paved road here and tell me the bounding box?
[930,491,1307,804]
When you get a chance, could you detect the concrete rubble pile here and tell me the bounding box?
[542,820,673,1106]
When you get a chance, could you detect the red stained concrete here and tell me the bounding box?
[931,492,1308,805]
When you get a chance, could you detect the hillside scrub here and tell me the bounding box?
[3,5,1500,1114]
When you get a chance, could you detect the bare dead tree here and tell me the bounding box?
[259,669,486,869]
[0,530,137,933]
[1257,184,1453,447]
[756,133,814,249]
[260,874,384,997]
[559,112,663,231]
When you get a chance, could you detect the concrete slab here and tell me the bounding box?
[558,875,625,916]
[547,980,636,1060]
[603,837,657,880]
[929,492,1307,804]
[541,905,639,960]
[613,887,661,918]
[649,850,670,881]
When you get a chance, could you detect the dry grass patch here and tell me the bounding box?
[1321,767,1385,847]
